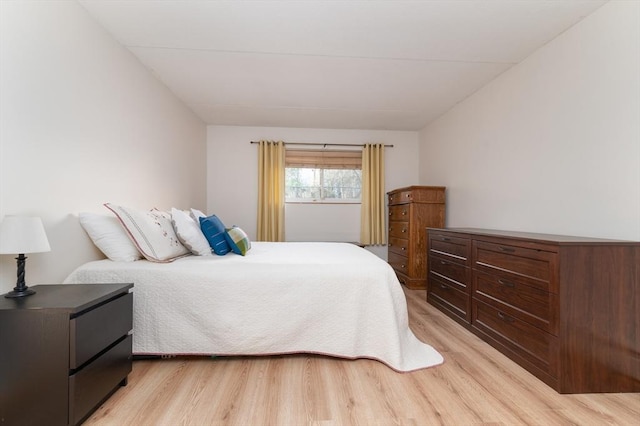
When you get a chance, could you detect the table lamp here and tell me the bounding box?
[0,216,51,298]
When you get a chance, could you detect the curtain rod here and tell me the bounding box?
[250,141,393,148]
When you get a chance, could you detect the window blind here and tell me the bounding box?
[285,149,362,169]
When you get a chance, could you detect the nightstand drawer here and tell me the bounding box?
[70,292,133,369]
[69,334,132,426]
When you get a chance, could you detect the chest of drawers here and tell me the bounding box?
[0,283,133,425]
[387,186,445,289]
[427,228,640,394]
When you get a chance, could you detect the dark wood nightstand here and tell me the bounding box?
[0,283,133,425]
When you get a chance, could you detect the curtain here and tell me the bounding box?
[360,144,386,245]
[257,140,285,241]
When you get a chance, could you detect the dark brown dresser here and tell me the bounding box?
[0,283,133,425]
[387,186,445,289]
[427,228,640,394]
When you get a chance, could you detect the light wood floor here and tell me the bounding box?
[85,289,640,425]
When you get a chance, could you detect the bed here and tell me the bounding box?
[63,241,443,372]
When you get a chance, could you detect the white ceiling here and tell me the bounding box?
[79,0,607,131]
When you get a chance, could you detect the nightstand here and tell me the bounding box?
[0,283,133,425]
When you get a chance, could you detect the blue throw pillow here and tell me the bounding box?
[224,226,251,256]
[199,215,231,255]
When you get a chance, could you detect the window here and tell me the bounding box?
[285,149,362,203]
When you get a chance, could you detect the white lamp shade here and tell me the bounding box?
[0,216,51,254]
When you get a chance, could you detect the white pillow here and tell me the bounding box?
[171,208,212,256]
[190,208,206,222]
[104,203,190,262]
[79,212,142,262]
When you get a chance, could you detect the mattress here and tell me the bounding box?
[63,241,443,372]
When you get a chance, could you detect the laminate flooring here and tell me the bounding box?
[85,289,640,425]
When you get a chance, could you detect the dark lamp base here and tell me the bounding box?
[4,253,37,298]
[4,287,36,298]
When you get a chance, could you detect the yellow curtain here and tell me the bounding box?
[257,140,285,241]
[360,144,386,245]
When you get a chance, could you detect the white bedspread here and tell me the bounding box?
[63,242,443,372]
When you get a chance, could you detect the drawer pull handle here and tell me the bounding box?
[498,312,515,322]
[440,284,448,289]
[402,210,407,216]
[499,247,516,253]
[441,237,451,241]
[498,279,515,288]
[401,264,406,269]
[440,260,447,265]
[402,228,407,233]
[406,194,411,198]
[389,243,392,247]
[401,247,406,251]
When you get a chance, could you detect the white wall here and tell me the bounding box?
[419,1,640,241]
[207,125,420,259]
[0,1,207,293]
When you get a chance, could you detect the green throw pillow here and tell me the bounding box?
[224,226,251,256]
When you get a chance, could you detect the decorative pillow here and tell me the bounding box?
[224,226,251,256]
[79,212,142,262]
[170,208,212,256]
[199,215,231,255]
[104,203,190,262]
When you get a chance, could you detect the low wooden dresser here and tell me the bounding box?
[0,283,133,425]
[387,186,445,289]
[427,228,640,393]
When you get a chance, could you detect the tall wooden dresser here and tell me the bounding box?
[387,186,445,289]
[427,227,640,394]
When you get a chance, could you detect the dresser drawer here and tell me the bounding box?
[70,292,133,369]
[388,236,409,256]
[473,271,554,333]
[388,190,414,205]
[429,232,471,265]
[69,334,132,426]
[388,251,409,275]
[389,205,410,221]
[429,275,470,322]
[393,269,410,286]
[388,221,409,238]
[473,300,554,376]
[389,188,445,205]
[430,254,470,289]
[473,241,556,292]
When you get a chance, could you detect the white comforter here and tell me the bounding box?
[64,242,443,372]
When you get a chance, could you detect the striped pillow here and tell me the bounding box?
[199,215,231,255]
[104,203,190,262]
